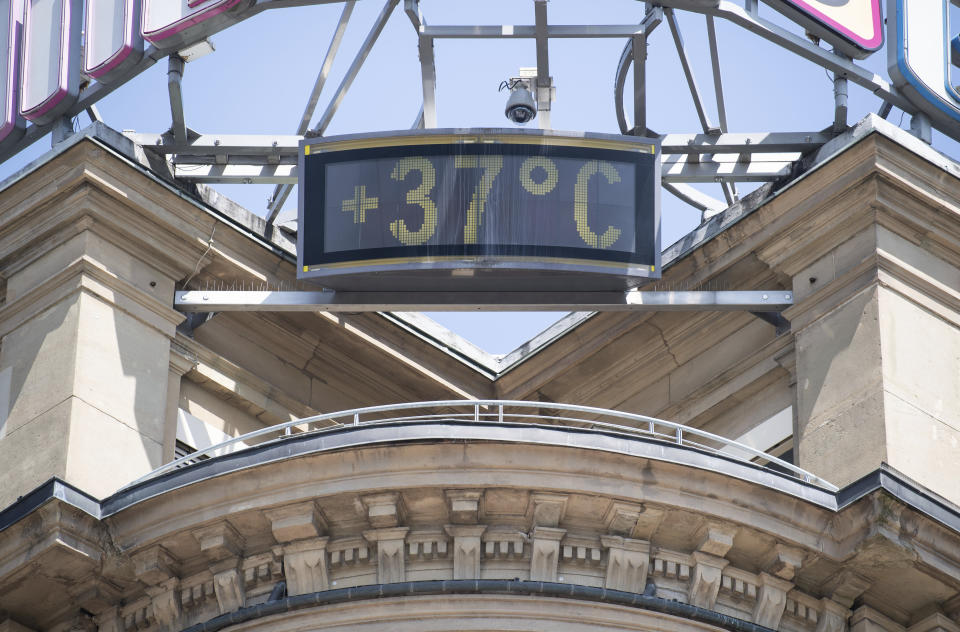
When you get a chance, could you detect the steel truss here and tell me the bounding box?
[0,0,929,221]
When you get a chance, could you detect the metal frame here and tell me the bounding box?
[127,399,835,489]
[0,0,944,222]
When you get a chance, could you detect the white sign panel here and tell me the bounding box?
[887,0,960,130]
[19,0,81,125]
[141,0,253,50]
[0,0,24,151]
[84,0,143,84]
[764,0,883,59]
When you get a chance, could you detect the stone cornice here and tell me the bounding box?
[0,254,184,339]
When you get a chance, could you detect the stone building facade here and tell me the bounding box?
[0,115,959,632]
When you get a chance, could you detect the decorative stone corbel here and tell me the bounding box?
[210,559,245,614]
[131,546,180,587]
[93,608,122,632]
[763,543,805,581]
[529,493,568,528]
[530,526,566,581]
[445,525,487,578]
[600,535,650,593]
[445,490,482,524]
[826,570,872,609]
[850,605,907,632]
[817,598,853,632]
[364,527,410,584]
[695,521,738,557]
[283,538,330,596]
[361,493,407,529]
[264,501,326,543]
[144,578,181,629]
[0,619,38,632]
[689,551,729,609]
[193,522,244,563]
[908,612,960,632]
[752,572,793,629]
[603,502,665,541]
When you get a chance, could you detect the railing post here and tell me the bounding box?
[474,404,480,422]
[676,427,683,444]
[354,413,359,426]
[498,404,504,423]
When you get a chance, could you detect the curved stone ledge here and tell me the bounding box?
[4,427,960,632]
[183,580,773,632]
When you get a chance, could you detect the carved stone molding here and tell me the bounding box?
[131,546,179,587]
[364,527,409,584]
[210,560,245,614]
[361,493,407,529]
[445,525,486,579]
[264,501,326,544]
[530,526,566,581]
[826,570,872,609]
[445,490,482,525]
[816,598,852,632]
[0,620,37,632]
[144,579,181,630]
[696,522,737,558]
[850,606,906,632]
[764,543,805,581]
[908,613,960,632]
[753,572,793,629]
[603,502,644,537]
[600,535,650,593]
[689,551,729,609]
[193,522,244,563]
[283,538,330,596]
[529,494,568,528]
[93,608,122,632]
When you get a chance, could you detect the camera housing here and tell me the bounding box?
[504,82,537,124]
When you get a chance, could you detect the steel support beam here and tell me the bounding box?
[167,56,188,145]
[534,0,552,130]
[131,130,827,157]
[176,289,793,312]
[267,0,355,222]
[418,35,438,128]
[422,24,656,38]
[312,0,400,136]
[666,8,717,134]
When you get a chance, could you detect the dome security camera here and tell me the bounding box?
[504,82,537,125]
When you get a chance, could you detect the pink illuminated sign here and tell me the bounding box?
[763,0,882,58]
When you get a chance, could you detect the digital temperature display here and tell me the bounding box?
[297,130,660,290]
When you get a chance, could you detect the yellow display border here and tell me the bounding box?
[303,133,656,156]
[305,256,655,272]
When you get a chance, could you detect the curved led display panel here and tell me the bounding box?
[298,129,660,292]
[0,0,24,151]
[141,0,254,50]
[19,0,81,125]
[83,0,142,83]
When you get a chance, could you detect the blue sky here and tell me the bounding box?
[2,0,959,353]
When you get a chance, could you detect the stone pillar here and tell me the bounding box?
[0,142,202,506]
[165,345,196,460]
[756,134,960,503]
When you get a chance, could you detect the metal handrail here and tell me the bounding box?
[131,400,837,490]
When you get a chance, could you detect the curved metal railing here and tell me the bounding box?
[131,400,837,490]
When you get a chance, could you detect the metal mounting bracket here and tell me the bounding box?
[174,289,794,314]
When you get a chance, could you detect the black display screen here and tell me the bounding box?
[299,137,658,273]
